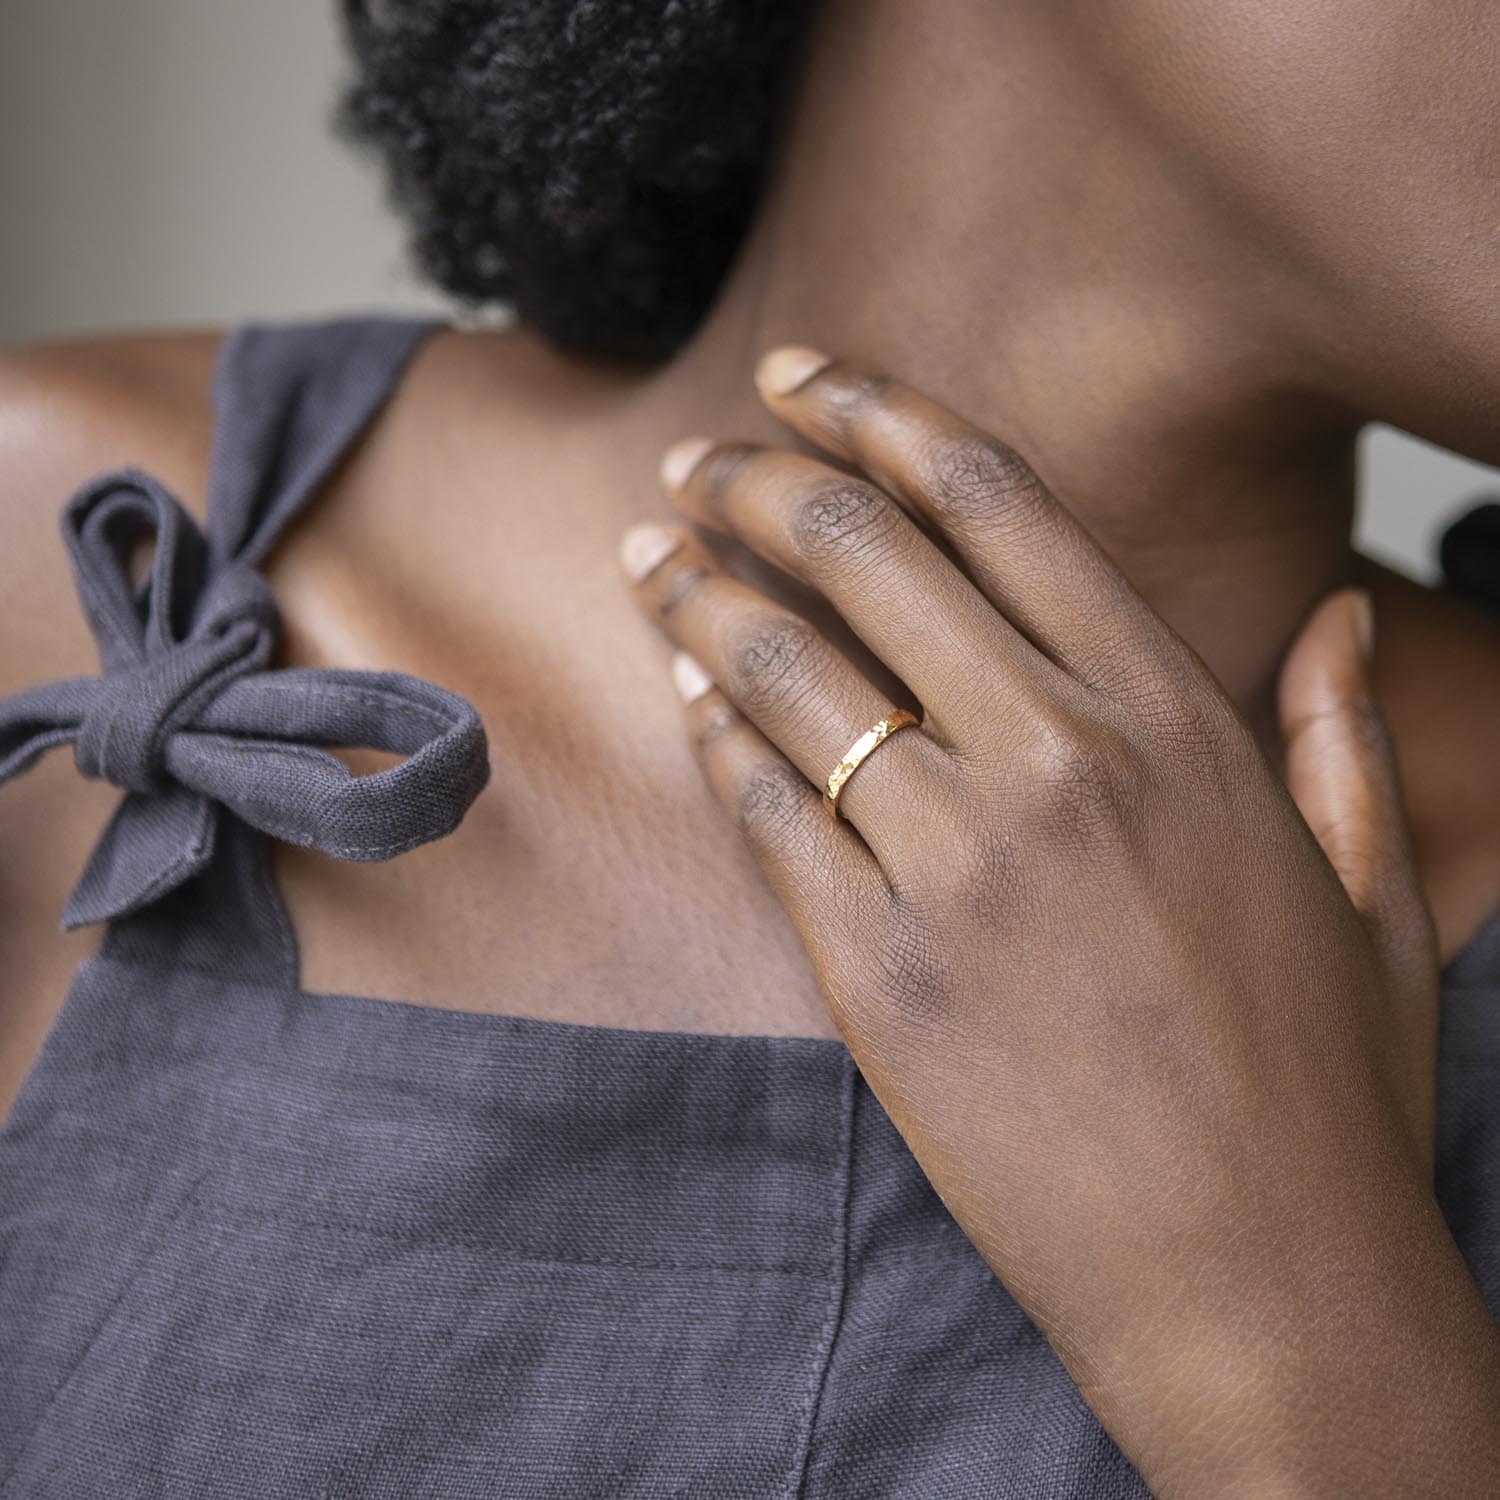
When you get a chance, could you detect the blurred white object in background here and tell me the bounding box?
[1359,427,1499,584]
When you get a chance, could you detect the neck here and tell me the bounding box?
[632,0,1367,741]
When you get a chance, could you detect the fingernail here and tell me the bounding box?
[1349,589,1375,661]
[671,651,714,704]
[619,523,682,582]
[660,436,713,495]
[755,345,833,398]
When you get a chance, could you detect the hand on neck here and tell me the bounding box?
[646,0,1372,742]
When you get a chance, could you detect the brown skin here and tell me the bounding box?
[622,352,1500,1496]
[3,0,1500,1489]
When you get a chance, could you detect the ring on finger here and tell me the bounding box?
[824,709,922,820]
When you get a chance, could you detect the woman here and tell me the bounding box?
[1,0,1497,1493]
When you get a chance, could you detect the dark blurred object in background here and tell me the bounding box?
[1440,500,1500,614]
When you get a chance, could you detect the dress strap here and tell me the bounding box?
[207,317,438,570]
[0,316,491,985]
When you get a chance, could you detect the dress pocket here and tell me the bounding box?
[0,1190,842,1499]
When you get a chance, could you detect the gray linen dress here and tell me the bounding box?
[1,318,1496,1499]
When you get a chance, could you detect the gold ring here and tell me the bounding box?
[824,709,921,819]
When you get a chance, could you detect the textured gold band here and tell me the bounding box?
[823,709,921,819]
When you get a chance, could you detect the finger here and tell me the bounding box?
[1278,588,1432,958]
[753,347,1194,698]
[669,651,888,965]
[620,522,949,862]
[1279,587,1439,1170]
[658,437,1072,742]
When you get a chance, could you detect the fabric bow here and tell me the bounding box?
[0,469,490,928]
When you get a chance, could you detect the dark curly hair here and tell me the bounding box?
[336,0,822,362]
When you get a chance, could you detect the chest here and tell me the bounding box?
[248,438,838,1038]
[0,532,837,1131]
[274,704,837,1038]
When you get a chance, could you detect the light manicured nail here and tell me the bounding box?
[660,436,714,494]
[619,523,683,582]
[755,345,833,398]
[671,651,715,704]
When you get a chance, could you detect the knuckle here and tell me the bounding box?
[1139,677,1240,771]
[1345,691,1395,760]
[727,614,823,716]
[875,919,955,1026]
[689,700,740,757]
[788,480,900,566]
[1158,683,1268,811]
[827,911,957,1037]
[943,820,1029,918]
[1027,716,1153,847]
[699,442,759,504]
[734,761,809,846]
[920,433,1049,528]
[833,367,898,425]
[1284,689,1391,767]
[655,562,715,620]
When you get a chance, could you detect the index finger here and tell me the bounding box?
[753,348,1193,700]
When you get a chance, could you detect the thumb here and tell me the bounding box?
[1279,588,1440,1174]
[1278,588,1425,944]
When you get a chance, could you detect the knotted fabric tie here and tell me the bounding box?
[0,469,490,929]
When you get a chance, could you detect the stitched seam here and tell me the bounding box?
[0,1163,984,1273]
[785,1052,858,1500]
[86,799,214,934]
[188,736,351,771]
[184,737,465,857]
[321,823,463,859]
[146,1194,828,1276]
[250,678,455,731]
[82,954,849,1055]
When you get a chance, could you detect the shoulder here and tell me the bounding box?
[0,329,225,697]
[0,328,223,496]
[0,317,601,690]
[0,330,227,1078]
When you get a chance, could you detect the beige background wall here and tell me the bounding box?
[2,0,1496,581]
